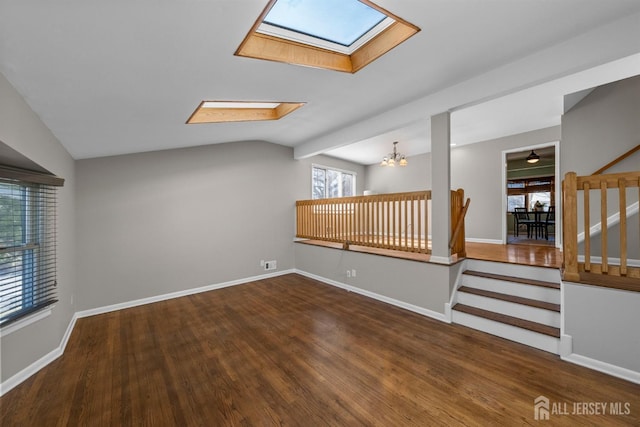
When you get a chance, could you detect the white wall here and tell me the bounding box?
[75,144,366,310]
[0,73,77,382]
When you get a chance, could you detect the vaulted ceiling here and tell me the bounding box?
[1,1,639,163]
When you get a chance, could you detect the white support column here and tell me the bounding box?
[430,111,453,264]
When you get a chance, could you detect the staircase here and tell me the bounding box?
[451,259,561,354]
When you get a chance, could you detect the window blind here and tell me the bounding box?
[0,178,58,327]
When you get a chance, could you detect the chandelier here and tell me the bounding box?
[380,141,407,167]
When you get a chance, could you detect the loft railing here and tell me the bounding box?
[296,189,469,258]
[563,171,640,286]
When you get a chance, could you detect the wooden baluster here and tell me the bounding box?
[295,202,300,237]
[619,178,627,276]
[600,181,608,274]
[390,197,394,249]
[301,202,306,238]
[385,198,390,248]
[425,193,430,254]
[417,196,422,252]
[404,196,408,251]
[308,202,312,239]
[410,196,415,251]
[583,183,591,272]
[321,202,324,240]
[376,198,380,247]
[356,198,360,245]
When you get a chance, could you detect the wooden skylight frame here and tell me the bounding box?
[186,101,305,124]
[235,0,420,73]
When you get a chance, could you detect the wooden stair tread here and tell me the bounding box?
[453,304,560,338]
[458,286,560,312]
[463,270,560,290]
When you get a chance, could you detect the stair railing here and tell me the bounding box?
[562,171,640,284]
[296,189,470,257]
[591,144,639,176]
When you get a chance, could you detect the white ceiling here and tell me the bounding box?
[1,1,639,162]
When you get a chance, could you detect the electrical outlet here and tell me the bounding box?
[351,269,357,278]
[264,260,277,271]
[346,270,351,278]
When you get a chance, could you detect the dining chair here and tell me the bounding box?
[543,205,556,239]
[513,207,535,238]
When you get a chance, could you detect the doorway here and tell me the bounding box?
[502,143,559,247]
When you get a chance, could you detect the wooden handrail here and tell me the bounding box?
[591,144,640,175]
[562,170,640,288]
[296,191,432,254]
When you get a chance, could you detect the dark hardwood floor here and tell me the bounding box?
[2,274,638,426]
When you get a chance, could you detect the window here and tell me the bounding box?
[529,192,551,210]
[0,177,58,327]
[312,165,356,199]
[507,177,554,211]
[507,195,525,212]
[236,0,419,73]
[262,0,388,51]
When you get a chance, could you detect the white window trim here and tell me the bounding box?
[311,164,357,199]
[0,306,53,337]
[257,17,395,55]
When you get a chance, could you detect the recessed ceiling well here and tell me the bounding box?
[235,0,420,73]
[187,101,305,124]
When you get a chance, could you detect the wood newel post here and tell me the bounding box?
[449,188,467,258]
[563,172,580,282]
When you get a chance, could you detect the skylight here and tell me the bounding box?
[186,101,305,124]
[235,0,419,73]
[262,0,387,47]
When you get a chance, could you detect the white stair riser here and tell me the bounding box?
[462,276,560,304]
[452,311,560,354]
[466,259,561,283]
[457,292,561,328]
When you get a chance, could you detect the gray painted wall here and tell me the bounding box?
[564,283,640,372]
[563,75,640,251]
[75,144,366,310]
[561,75,640,177]
[560,75,640,373]
[451,127,561,241]
[366,152,431,194]
[0,73,77,382]
[294,243,458,316]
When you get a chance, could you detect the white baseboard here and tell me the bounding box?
[560,334,572,357]
[562,353,640,385]
[76,269,295,319]
[0,311,77,397]
[295,269,448,323]
[465,238,503,245]
[0,269,294,397]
